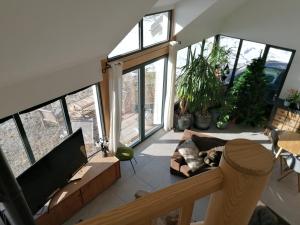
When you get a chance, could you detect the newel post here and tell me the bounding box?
[204,139,273,225]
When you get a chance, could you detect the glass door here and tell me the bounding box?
[120,69,141,146]
[120,57,167,146]
[144,58,166,136]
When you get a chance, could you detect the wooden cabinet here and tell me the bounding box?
[271,106,300,132]
[35,155,120,225]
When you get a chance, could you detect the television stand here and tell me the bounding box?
[35,154,120,225]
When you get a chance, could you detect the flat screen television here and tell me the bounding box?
[17,128,87,214]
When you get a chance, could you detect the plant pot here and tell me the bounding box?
[194,112,212,129]
[210,108,220,123]
[177,114,192,131]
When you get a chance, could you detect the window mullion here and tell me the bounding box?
[13,114,35,164]
[60,98,73,135]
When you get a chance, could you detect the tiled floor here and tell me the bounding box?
[64,126,299,225]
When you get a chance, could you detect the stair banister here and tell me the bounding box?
[78,139,273,225]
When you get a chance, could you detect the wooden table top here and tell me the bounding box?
[278,131,300,155]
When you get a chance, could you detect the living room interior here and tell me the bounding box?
[1,0,300,225]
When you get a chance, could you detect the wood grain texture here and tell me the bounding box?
[204,139,273,225]
[36,155,120,225]
[223,139,273,176]
[278,131,300,155]
[178,201,194,225]
[77,139,272,225]
[271,107,300,132]
[100,59,110,135]
[77,168,223,225]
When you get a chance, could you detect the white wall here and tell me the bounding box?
[174,0,216,35]
[221,0,300,98]
[176,0,248,49]
[0,58,101,118]
[0,0,157,118]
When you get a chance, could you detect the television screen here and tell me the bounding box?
[17,128,87,214]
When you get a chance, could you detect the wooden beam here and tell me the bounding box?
[100,59,110,136]
[77,168,223,225]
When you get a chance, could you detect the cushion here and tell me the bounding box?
[178,140,205,172]
[192,134,227,151]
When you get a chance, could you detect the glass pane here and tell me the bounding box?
[120,70,140,146]
[20,101,68,161]
[236,40,266,74]
[108,24,140,58]
[0,119,31,176]
[176,47,188,77]
[219,36,240,84]
[143,12,169,47]
[264,48,293,104]
[203,36,215,58]
[191,41,202,58]
[144,58,165,135]
[66,85,103,157]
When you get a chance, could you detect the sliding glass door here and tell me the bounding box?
[120,57,167,146]
[120,69,140,146]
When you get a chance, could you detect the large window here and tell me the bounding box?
[0,119,31,176]
[144,58,165,135]
[66,85,103,157]
[236,40,266,70]
[190,41,202,58]
[219,36,241,84]
[120,57,167,147]
[176,47,189,77]
[203,36,215,58]
[264,47,294,104]
[120,70,140,146]
[20,101,68,161]
[0,84,105,176]
[143,12,170,47]
[108,11,171,59]
[175,34,295,106]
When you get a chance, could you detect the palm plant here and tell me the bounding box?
[176,44,230,129]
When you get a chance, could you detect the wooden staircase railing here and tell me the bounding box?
[78,139,273,225]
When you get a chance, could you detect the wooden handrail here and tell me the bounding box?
[78,139,273,225]
[78,168,223,225]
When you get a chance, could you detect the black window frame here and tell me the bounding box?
[0,83,106,175]
[177,34,296,103]
[108,10,172,61]
[121,54,168,148]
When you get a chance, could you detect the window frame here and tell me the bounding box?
[108,10,172,61]
[121,55,168,147]
[179,34,296,101]
[0,83,106,174]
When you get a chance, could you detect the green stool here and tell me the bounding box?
[116,146,137,173]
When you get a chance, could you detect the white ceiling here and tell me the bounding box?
[0,0,157,88]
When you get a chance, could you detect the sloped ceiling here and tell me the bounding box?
[176,0,248,48]
[0,0,156,88]
[0,0,157,118]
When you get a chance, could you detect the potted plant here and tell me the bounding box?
[286,89,300,109]
[216,95,236,129]
[176,68,193,130]
[223,58,267,127]
[191,45,230,129]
